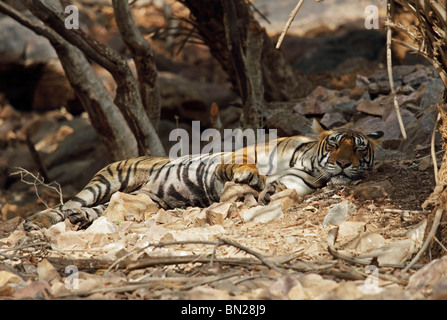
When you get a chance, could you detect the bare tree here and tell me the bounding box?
[180,0,301,129]
[0,0,166,159]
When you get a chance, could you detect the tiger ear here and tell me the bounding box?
[311,119,330,137]
[367,131,384,146]
[367,131,384,141]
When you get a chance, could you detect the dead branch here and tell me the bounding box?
[217,238,285,274]
[10,167,64,208]
[24,133,49,182]
[275,0,305,49]
[403,208,443,272]
[22,0,165,156]
[0,1,138,160]
[386,0,407,140]
[432,112,441,184]
[112,0,161,131]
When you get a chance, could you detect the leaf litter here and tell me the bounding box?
[0,164,442,300]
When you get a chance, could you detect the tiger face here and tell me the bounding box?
[314,122,383,185]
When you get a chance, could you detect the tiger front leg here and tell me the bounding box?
[258,180,288,204]
[217,163,266,191]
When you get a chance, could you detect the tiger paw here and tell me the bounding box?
[66,208,100,228]
[24,208,64,231]
[259,181,287,204]
[232,164,266,190]
[66,208,89,228]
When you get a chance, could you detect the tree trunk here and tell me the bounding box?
[0,1,138,161]
[180,0,301,129]
[14,0,166,157]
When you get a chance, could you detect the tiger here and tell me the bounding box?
[23,120,383,231]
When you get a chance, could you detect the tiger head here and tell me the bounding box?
[312,120,384,185]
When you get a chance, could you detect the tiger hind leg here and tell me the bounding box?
[24,201,108,231]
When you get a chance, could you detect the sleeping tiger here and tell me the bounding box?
[24,120,383,231]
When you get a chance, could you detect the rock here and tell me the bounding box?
[338,221,366,238]
[182,207,207,227]
[103,192,159,223]
[13,281,52,300]
[396,89,423,107]
[297,273,338,299]
[383,109,417,149]
[239,202,283,224]
[407,255,447,292]
[85,216,118,234]
[0,16,57,66]
[153,209,182,225]
[320,112,347,129]
[287,284,307,300]
[292,86,339,116]
[392,65,416,77]
[356,99,384,116]
[420,78,445,109]
[186,285,231,300]
[243,193,258,208]
[347,232,386,253]
[399,108,438,154]
[403,68,429,86]
[0,270,23,287]
[352,180,393,201]
[270,188,302,212]
[373,239,417,265]
[269,275,299,297]
[265,103,311,136]
[37,259,60,284]
[205,202,235,225]
[323,200,356,226]
[320,281,364,300]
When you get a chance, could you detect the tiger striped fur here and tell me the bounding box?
[24,121,383,231]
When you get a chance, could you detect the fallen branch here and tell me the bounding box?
[217,238,286,275]
[403,208,443,272]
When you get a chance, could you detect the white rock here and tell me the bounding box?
[338,221,366,238]
[323,200,357,226]
[85,216,118,234]
[239,202,284,223]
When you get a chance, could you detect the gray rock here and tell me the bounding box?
[420,78,445,109]
[320,112,347,129]
[323,200,356,226]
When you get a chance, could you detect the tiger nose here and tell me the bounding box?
[337,160,351,168]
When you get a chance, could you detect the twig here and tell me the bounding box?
[275,0,305,49]
[104,240,217,274]
[386,0,407,140]
[432,111,441,184]
[217,238,285,274]
[10,167,64,208]
[403,208,443,272]
[383,208,429,215]
[182,270,241,290]
[327,227,372,266]
[25,134,49,182]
